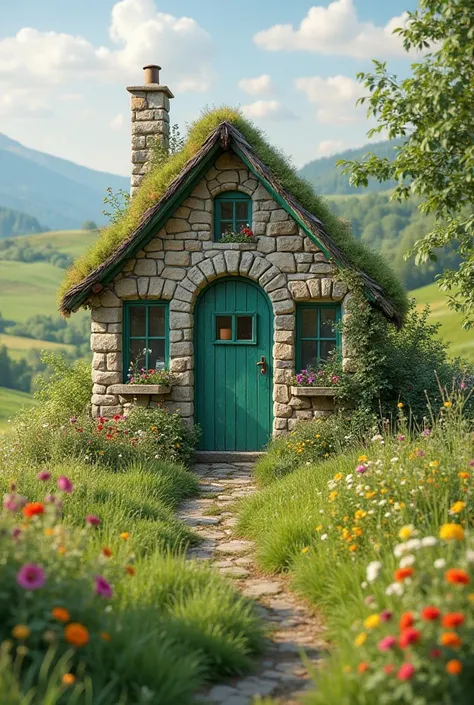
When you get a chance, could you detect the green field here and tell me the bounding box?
[0,386,37,432]
[15,229,98,258]
[410,282,474,361]
[0,333,74,360]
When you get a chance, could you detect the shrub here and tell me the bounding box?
[35,352,91,418]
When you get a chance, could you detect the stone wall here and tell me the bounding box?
[89,152,353,435]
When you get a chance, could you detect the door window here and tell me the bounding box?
[214,313,256,343]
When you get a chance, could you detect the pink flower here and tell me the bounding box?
[397,663,415,681]
[86,514,101,527]
[3,493,26,512]
[469,459,474,467]
[397,434,405,441]
[331,375,339,384]
[16,563,46,590]
[356,465,367,474]
[378,636,397,651]
[58,476,73,493]
[37,470,51,481]
[70,417,77,424]
[94,575,113,599]
[380,610,393,622]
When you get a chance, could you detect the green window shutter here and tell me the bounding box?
[296,303,341,371]
[214,191,252,241]
[123,301,169,381]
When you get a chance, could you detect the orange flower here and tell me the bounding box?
[442,612,465,628]
[22,502,44,518]
[58,546,66,555]
[62,673,76,686]
[120,532,129,541]
[458,472,470,479]
[357,662,369,674]
[399,612,414,630]
[99,631,111,642]
[64,623,89,648]
[125,566,135,576]
[446,659,463,675]
[445,569,470,585]
[421,606,440,621]
[440,632,462,648]
[102,547,112,557]
[52,607,70,623]
[394,567,414,582]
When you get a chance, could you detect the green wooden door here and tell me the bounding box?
[195,277,273,451]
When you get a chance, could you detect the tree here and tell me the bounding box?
[339,0,474,326]
[82,220,98,231]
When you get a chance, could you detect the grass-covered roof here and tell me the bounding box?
[59,107,408,322]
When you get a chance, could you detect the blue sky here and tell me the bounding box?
[0,0,418,175]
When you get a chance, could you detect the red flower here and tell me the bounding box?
[445,569,469,585]
[397,663,415,681]
[421,606,440,621]
[442,612,465,628]
[399,612,414,631]
[384,664,395,675]
[430,648,442,659]
[22,502,44,518]
[399,628,421,649]
[97,424,104,431]
[394,567,414,582]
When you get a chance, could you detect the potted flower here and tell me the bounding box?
[290,355,343,397]
[109,350,176,396]
[219,224,256,243]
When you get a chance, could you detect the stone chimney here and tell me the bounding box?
[126,65,174,196]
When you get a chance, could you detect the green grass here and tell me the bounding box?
[410,282,474,361]
[0,260,68,322]
[0,333,74,360]
[15,229,98,258]
[0,386,38,432]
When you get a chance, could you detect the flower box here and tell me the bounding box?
[290,386,337,397]
[109,384,171,396]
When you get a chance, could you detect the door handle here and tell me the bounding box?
[256,356,267,375]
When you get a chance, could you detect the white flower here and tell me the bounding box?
[385,582,404,597]
[400,480,406,486]
[368,510,375,515]
[405,538,422,551]
[345,473,353,481]
[394,543,409,558]
[366,560,382,583]
[361,581,368,589]
[434,558,446,569]
[384,512,391,518]
[378,499,387,507]
[321,534,328,541]
[372,434,383,442]
[400,554,415,568]
[421,536,437,548]
[391,457,399,463]
[466,550,474,563]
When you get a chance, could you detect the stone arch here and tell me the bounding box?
[208,182,254,197]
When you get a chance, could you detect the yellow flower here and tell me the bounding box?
[430,460,439,468]
[439,523,465,541]
[44,528,54,537]
[12,625,30,640]
[334,473,342,481]
[468,594,474,602]
[358,455,368,463]
[450,501,466,514]
[329,491,338,502]
[315,525,323,532]
[349,544,357,552]
[62,673,76,686]
[301,546,310,554]
[363,614,381,629]
[444,401,452,408]
[398,525,414,541]
[120,532,130,541]
[354,632,367,647]
[365,491,377,499]
[354,509,367,520]
[342,665,352,673]
[397,402,404,409]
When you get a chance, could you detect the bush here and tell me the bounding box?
[35,352,92,418]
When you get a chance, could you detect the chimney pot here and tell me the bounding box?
[143,64,161,84]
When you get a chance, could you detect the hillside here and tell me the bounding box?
[0,386,37,432]
[298,140,401,195]
[0,205,48,238]
[0,133,128,230]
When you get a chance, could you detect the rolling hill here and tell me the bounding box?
[0,387,38,432]
[0,205,48,238]
[0,133,128,231]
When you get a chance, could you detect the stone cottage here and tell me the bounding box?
[60,65,401,452]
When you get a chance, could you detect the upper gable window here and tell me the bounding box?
[214,191,252,241]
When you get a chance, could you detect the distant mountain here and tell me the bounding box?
[0,205,48,239]
[0,133,129,231]
[298,140,402,195]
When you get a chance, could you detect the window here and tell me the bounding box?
[123,302,169,380]
[214,191,252,240]
[214,313,256,344]
[296,304,341,370]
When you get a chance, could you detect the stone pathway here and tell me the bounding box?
[179,462,327,705]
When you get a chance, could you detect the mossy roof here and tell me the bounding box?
[59,107,408,324]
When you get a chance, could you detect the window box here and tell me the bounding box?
[290,386,337,397]
[109,384,171,396]
[203,242,257,251]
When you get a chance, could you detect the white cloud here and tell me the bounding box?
[0,0,214,96]
[238,74,275,96]
[254,0,408,59]
[109,113,125,131]
[0,87,51,117]
[241,100,297,121]
[316,139,345,157]
[295,75,368,124]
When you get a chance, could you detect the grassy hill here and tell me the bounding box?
[410,283,474,362]
[0,333,74,360]
[0,386,38,432]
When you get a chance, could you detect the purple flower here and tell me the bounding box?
[37,470,51,482]
[355,465,367,474]
[94,575,113,599]
[86,514,101,527]
[397,434,405,441]
[378,635,397,651]
[3,493,27,513]
[70,417,77,424]
[469,459,474,467]
[45,494,57,504]
[16,563,46,591]
[11,527,21,540]
[422,428,431,437]
[58,476,73,493]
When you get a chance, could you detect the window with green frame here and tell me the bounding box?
[214,191,252,240]
[123,302,169,380]
[296,303,341,371]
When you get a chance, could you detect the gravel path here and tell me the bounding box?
[179,462,327,705]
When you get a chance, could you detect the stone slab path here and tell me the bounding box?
[179,462,327,705]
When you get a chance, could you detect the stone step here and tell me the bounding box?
[194,451,264,464]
